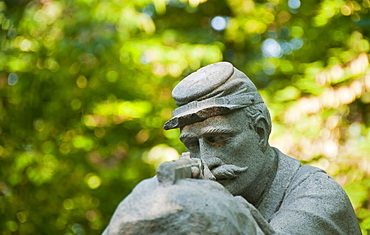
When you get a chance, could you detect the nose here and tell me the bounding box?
[198,139,223,171]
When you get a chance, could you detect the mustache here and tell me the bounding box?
[204,164,248,181]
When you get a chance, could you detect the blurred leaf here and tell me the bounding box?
[1,0,370,233]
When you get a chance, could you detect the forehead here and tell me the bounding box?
[180,110,247,136]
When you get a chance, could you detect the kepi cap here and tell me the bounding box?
[164,62,264,130]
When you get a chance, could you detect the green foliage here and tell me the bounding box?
[0,0,369,234]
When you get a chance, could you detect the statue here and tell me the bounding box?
[104,62,361,234]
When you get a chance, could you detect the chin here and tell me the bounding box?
[221,175,250,196]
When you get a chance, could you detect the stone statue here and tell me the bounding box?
[104,62,361,234]
[102,177,272,235]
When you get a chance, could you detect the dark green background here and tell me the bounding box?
[1,0,369,234]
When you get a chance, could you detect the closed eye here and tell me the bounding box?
[204,134,232,146]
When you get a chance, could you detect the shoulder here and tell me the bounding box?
[286,165,351,211]
[287,164,352,210]
[270,163,361,234]
[288,164,337,195]
[273,150,350,204]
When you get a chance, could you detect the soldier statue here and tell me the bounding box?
[103,62,361,235]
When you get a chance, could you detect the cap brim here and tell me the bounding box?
[163,105,242,130]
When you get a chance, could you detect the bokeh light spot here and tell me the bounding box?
[106,70,118,82]
[86,210,98,222]
[348,123,362,136]
[291,26,304,38]
[72,136,94,151]
[76,75,87,88]
[288,0,301,9]
[20,39,32,51]
[94,128,106,138]
[16,211,27,223]
[263,61,276,75]
[85,174,101,189]
[71,223,85,235]
[6,221,18,232]
[262,39,282,58]
[144,144,179,167]
[341,5,352,16]
[71,99,82,110]
[281,41,293,55]
[63,199,75,210]
[290,38,303,49]
[211,16,227,31]
[8,73,18,86]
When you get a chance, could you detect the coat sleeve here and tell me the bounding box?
[268,166,361,235]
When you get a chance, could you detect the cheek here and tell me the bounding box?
[231,133,260,154]
[224,139,262,166]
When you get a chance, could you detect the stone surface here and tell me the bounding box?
[104,62,361,234]
[102,178,267,235]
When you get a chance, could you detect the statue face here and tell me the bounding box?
[180,109,267,196]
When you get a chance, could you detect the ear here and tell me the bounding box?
[255,117,269,152]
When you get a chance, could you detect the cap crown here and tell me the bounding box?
[164,62,264,130]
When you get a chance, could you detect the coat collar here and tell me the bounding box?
[257,148,301,221]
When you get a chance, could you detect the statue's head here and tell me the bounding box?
[103,178,261,235]
[164,62,272,196]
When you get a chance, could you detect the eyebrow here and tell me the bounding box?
[200,127,236,136]
[180,127,236,141]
